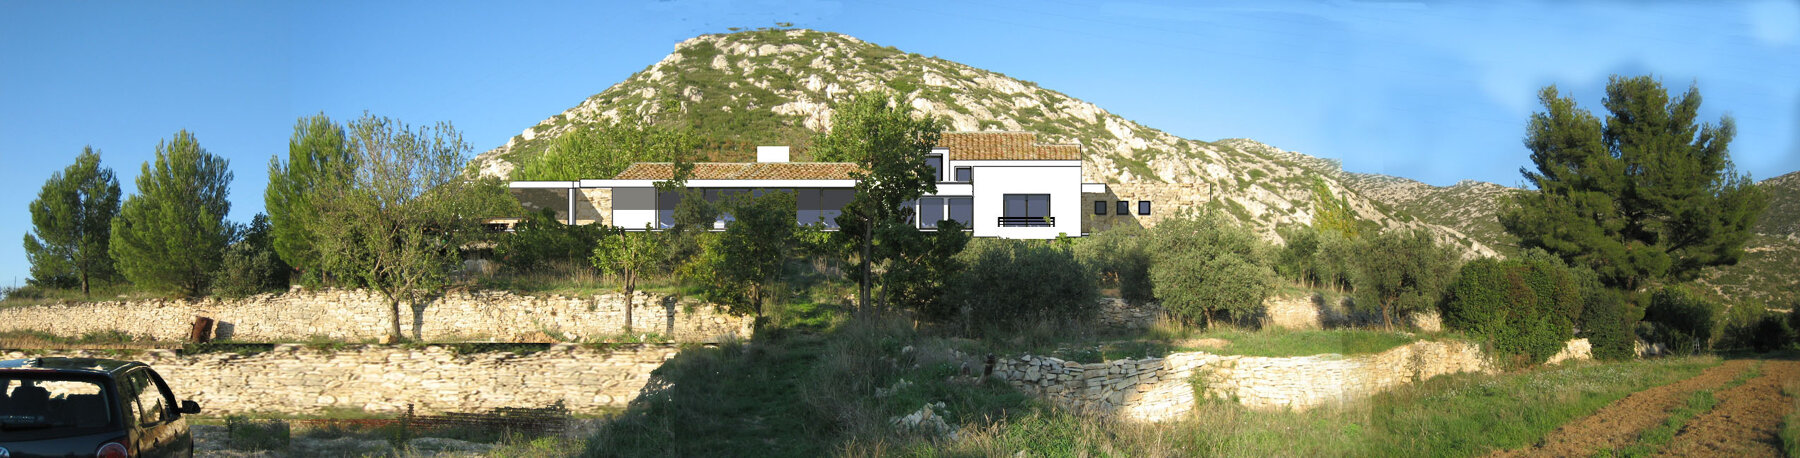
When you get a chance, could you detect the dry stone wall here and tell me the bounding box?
[0,289,750,343]
[993,339,1593,422]
[5,344,674,415]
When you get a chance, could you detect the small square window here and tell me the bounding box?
[954,167,972,182]
[1116,201,1130,215]
[1138,201,1151,215]
[1094,201,1107,215]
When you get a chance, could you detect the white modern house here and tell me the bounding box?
[508,131,1113,239]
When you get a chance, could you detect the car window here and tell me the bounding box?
[0,375,116,441]
[127,370,167,425]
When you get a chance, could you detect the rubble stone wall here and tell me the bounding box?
[5,344,674,415]
[993,339,1592,422]
[0,289,751,343]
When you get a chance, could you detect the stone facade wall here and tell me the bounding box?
[510,187,612,226]
[1093,298,1162,330]
[0,289,751,343]
[992,339,1593,422]
[5,344,674,415]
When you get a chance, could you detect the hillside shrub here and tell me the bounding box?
[494,208,608,273]
[1146,213,1274,328]
[945,239,1098,334]
[212,214,291,298]
[1073,225,1153,303]
[1274,225,1357,292]
[1440,251,1582,366]
[1642,285,1720,355]
[1352,230,1462,329]
[1579,286,1636,360]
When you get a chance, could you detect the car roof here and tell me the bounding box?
[0,357,144,377]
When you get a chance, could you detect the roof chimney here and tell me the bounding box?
[757,146,790,163]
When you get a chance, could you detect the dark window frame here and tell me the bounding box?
[1093,200,1107,215]
[953,166,972,182]
[1138,201,1152,215]
[1116,200,1130,216]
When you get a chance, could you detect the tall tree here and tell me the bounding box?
[592,227,662,335]
[812,91,945,314]
[266,114,353,282]
[110,131,233,297]
[1502,76,1767,291]
[312,113,508,342]
[23,147,121,294]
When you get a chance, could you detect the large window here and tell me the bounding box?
[948,197,972,226]
[1002,194,1052,227]
[919,197,945,228]
[925,155,943,183]
[657,190,681,229]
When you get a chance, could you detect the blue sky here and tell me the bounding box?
[2,0,1797,289]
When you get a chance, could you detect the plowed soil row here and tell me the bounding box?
[1658,360,1800,457]
[1494,360,1753,457]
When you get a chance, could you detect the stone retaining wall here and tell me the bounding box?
[993,339,1593,422]
[4,344,673,415]
[0,289,751,343]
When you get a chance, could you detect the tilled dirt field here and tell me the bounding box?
[1498,359,1798,458]
[1659,360,1800,457]
[1494,360,1756,457]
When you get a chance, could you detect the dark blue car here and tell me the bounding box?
[0,357,200,457]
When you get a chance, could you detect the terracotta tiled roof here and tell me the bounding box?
[938,132,1081,161]
[613,162,863,180]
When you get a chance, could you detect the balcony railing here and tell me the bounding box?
[997,216,1055,227]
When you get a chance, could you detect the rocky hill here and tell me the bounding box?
[472,28,1496,257]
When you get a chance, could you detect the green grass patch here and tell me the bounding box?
[1782,378,1800,458]
[911,356,1720,457]
[1181,327,1427,357]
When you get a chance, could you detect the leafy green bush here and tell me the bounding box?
[1580,286,1636,360]
[212,214,291,298]
[494,208,608,273]
[945,239,1098,334]
[1073,225,1153,303]
[1352,230,1462,329]
[1642,285,1721,355]
[1147,212,1274,328]
[1440,251,1582,366]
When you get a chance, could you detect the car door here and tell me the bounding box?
[144,368,191,457]
[122,368,177,457]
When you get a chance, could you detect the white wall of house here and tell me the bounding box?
[959,160,1083,239]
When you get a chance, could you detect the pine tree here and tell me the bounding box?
[266,114,353,282]
[23,147,122,295]
[110,131,234,297]
[1501,75,1766,292]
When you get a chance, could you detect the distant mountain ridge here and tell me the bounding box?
[472,28,1498,257]
[467,28,1800,303]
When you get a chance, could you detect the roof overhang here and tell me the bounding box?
[508,181,578,189]
[578,179,859,188]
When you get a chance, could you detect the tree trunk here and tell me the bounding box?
[859,216,872,317]
[80,270,89,297]
[622,273,635,335]
[387,297,403,343]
